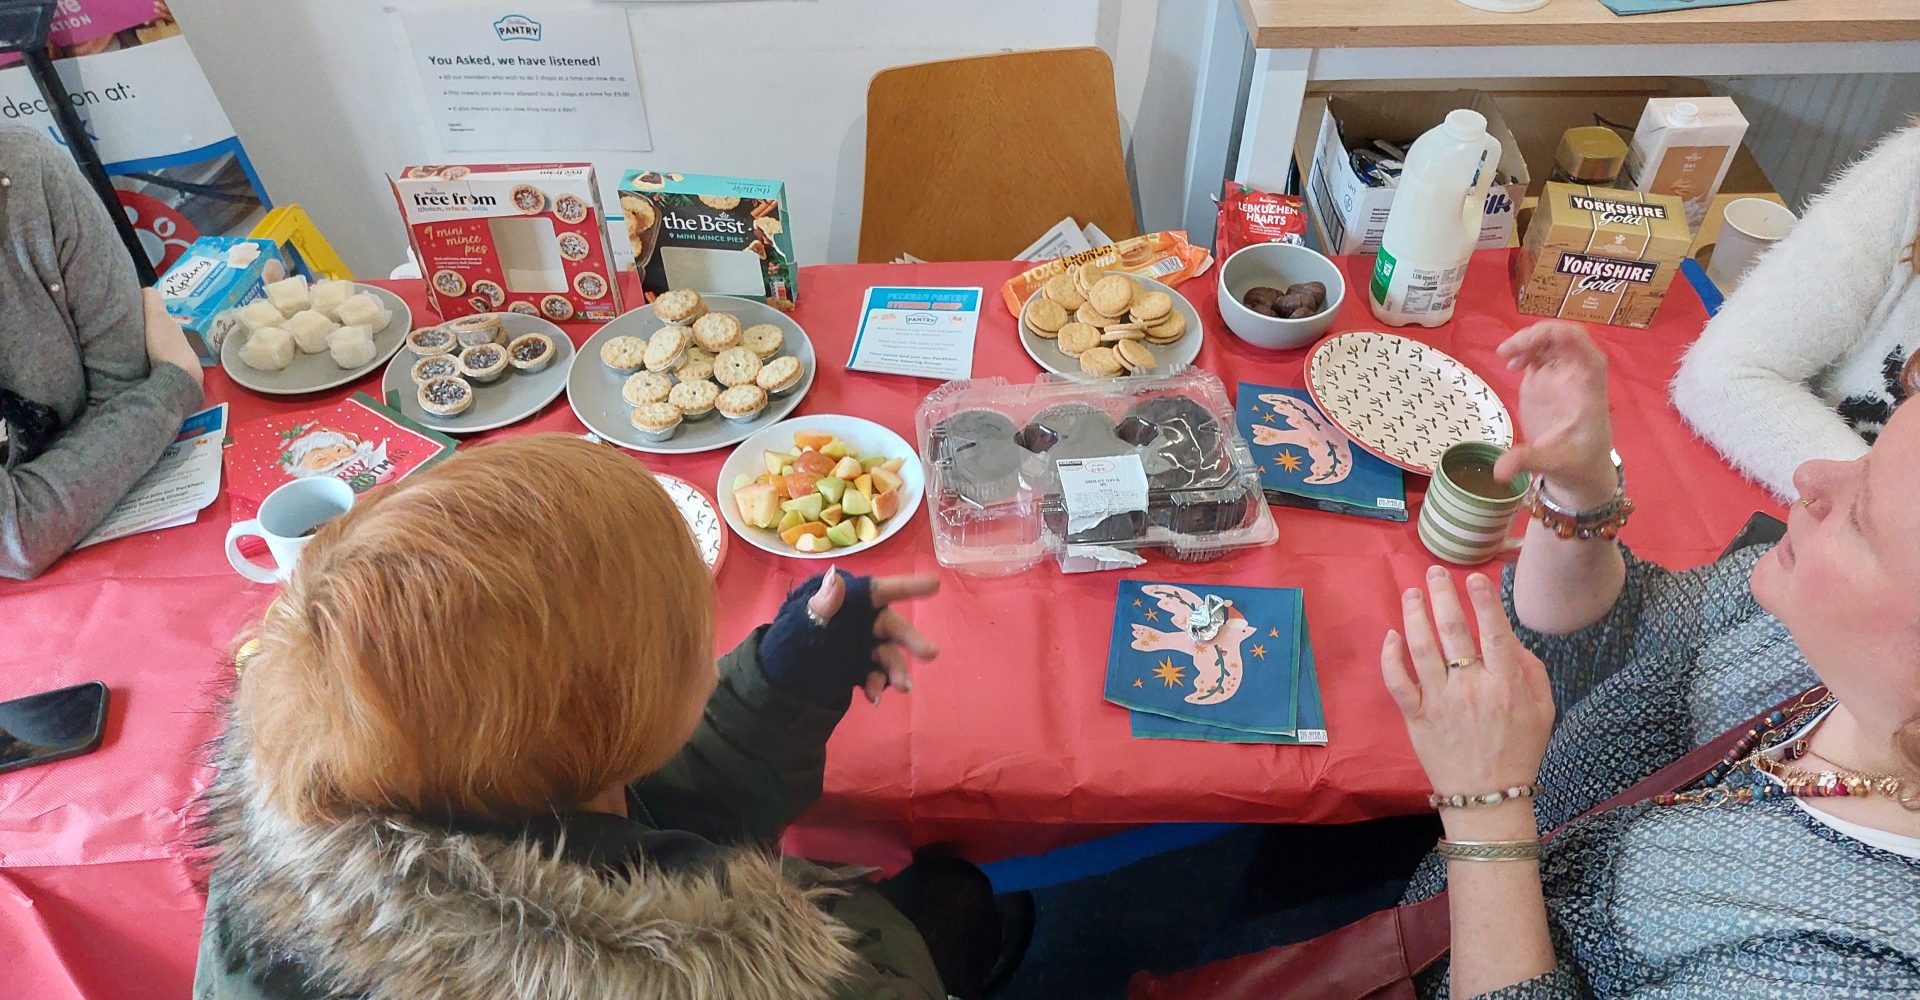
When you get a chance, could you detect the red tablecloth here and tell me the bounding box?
[0,252,1778,999]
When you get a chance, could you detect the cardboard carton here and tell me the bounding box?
[617,171,796,309]
[1305,91,1530,255]
[1513,183,1691,330]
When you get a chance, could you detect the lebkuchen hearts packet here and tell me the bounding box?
[999,231,1211,318]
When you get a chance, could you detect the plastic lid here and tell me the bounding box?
[1668,102,1700,126]
[1555,126,1628,183]
[1441,109,1489,141]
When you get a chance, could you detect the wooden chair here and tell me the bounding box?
[859,47,1138,263]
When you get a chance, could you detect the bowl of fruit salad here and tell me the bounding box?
[716,414,925,559]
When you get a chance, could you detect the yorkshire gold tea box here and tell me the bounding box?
[1513,184,1691,330]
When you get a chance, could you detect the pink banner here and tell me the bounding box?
[48,0,164,46]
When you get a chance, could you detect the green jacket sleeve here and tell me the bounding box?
[628,627,850,845]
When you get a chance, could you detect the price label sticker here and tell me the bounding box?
[1057,455,1148,534]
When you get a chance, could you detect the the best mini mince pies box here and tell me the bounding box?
[616,170,797,310]
[389,163,623,324]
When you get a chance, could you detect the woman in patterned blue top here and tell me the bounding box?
[1386,321,1920,999]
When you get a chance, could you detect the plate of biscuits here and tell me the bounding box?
[1018,265,1203,380]
[567,290,815,454]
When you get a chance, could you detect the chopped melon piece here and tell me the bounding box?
[825,520,859,548]
[855,515,880,542]
[795,451,837,477]
[873,490,900,522]
[872,467,905,494]
[763,450,790,475]
[777,509,806,533]
[840,488,872,517]
[861,456,886,471]
[820,504,846,526]
[732,472,756,492]
[830,455,863,480]
[881,457,905,474]
[855,473,874,498]
[821,439,850,459]
[794,431,834,451]
[816,476,848,505]
[784,472,821,500]
[794,532,830,553]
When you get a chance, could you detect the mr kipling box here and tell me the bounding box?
[617,171,796,309]
[389,163,621,324]
[1514,184,1690,330]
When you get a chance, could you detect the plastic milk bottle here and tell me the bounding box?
[1369,110,1503,327]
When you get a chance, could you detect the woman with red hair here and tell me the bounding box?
[193,434,1016,999]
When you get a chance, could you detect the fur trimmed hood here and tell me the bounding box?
[197,727,864,1000]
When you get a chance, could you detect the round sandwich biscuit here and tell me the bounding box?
[1057,323,1101,357]
[1100,327,1146,343]
[1115,339,1156,374]
[1023,298,1069,336]
[1129,291,1173,323]
[1074,263,1107,296]
[1144,310,1187,344]
[1074,303,1120,329]
[1089,275,1136,318]
[1043,274,1085,310]
[1078,346,1124,378]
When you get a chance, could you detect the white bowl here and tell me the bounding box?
[715,414,926,560]
[1217,242,1346,350]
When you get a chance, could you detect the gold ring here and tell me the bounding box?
[1797,498,1815,508]
[1445,657,1481,670]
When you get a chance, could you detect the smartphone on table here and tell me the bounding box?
[0,681,109,774]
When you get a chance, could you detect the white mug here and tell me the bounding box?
[1707,198,1796,294]
[225,477,356,583]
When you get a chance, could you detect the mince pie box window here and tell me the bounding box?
[616,170,796,310]
[389,163,622,324]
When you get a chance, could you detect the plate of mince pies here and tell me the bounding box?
[1018,264,1203,381]
[379,312,575,434]
[567,289,816,454]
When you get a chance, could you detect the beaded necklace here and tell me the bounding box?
[1642,689,1894,809]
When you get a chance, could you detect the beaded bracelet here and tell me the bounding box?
[1436,838,1543,862]
[1527,450,1634,541]
[1427,781,1544,810]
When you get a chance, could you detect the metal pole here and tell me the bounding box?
[1,0,157,285]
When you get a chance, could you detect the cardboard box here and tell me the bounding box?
[1305,91,1530,255]
[156,236,285,364]
[617,171,796,309]
[1513,183,1691,330]
[1622,97,1749,230]
[389,163,622,324]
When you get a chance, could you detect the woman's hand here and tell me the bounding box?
[1493,321,1612,509]
[759,568,940,708]
[1382,568,1555,838]
[141,288,204,390]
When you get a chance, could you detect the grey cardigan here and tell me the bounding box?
[1409,545,1920,998]
[1,125,202,580]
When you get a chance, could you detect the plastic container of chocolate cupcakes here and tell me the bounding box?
[914,370,1277,575]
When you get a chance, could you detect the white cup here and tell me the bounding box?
[225,477,356,583]
[1707,198,1796,293]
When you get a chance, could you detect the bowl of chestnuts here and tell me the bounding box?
[1216,242,1345,350]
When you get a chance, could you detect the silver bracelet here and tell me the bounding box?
[1436,839,1543,862]
[1428,782,1544,810]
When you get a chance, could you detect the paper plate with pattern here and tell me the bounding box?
[1304,331,1513,475]
[653,472,727,574]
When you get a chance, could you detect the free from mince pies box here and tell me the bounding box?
[389,163,621,324]
[1512,183,1690,330]
[617,170,796,310]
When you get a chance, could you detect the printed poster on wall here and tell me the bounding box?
[0,2,267,274]
[399,7,653,153]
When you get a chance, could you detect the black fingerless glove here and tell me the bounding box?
[757,571,882,709]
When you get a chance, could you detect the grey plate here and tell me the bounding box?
[379,314,575,435]
[221,285,412,395]
[567,296,815,454]
[1018,274,1204,379]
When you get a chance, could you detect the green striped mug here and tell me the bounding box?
[1417,442,1530,566]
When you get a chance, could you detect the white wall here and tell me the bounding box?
[169,0,1208,276]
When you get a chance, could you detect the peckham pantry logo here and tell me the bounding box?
[493,14,542,41]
